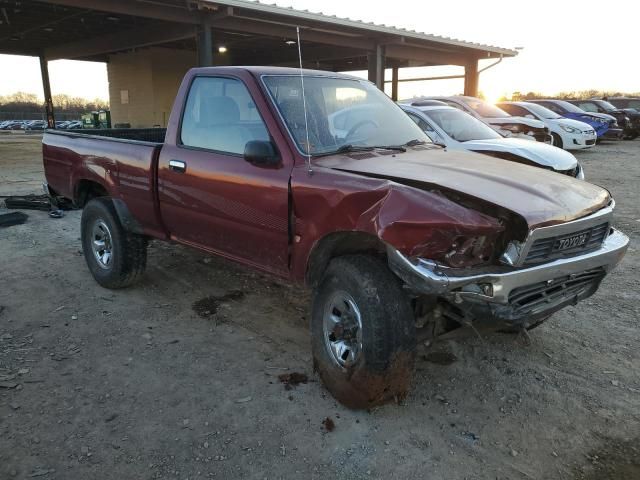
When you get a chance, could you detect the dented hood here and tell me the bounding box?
[314,147,610,228]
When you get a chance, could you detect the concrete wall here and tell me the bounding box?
[107,48,196,128]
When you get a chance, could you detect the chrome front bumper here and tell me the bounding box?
[387,229,629,306]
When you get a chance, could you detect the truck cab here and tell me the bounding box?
[42,67,629,409]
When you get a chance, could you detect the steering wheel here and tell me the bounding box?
[345,120,379,142]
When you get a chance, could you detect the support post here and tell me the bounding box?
[463,58,479,97]
[367,44,385,90]
[391,66,399,101]
[197,23,213,66]
[39,55,55,128]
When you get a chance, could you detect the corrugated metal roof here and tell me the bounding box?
[206,0,518,57]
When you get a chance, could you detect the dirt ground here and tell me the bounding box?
[1,133,638,480]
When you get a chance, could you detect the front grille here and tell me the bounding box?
[523,223,609,265]
[586,139,596,145]
[508,268,605,315]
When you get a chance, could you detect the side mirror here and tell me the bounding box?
[244,140,280,167]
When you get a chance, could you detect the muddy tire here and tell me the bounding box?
[81,197,147,289]
[311,255,416,409]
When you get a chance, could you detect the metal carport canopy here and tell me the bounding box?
[0,0,517,123]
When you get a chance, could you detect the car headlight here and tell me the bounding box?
[443,235,495,268]
[560,124,580,134]
[500,240,523,266]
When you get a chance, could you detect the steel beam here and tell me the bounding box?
[39,55,55,128]
[197,24,213,66]
[385,44,468,66]
[464,59,479,97]
[391,67,399,100]
[217,17,375,51]
[44,23,197,60]
[367,44,385,90]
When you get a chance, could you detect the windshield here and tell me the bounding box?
[262,75,429,155]
[523,102,562,119]
[555,100,587,114]
[425,108,502,142]
[597,100,617,112]
[462,98,510,118]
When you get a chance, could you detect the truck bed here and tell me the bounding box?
[56,128,167,144]
[43,129,166,237]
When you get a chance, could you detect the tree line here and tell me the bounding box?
[0,92,109,113]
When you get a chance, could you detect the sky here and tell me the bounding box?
[0,0,638,103]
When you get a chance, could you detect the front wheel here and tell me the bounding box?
[551,132,564,149]
[311,255,416,409]
[81,198,147,289]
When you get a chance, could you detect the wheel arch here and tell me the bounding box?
[305,231,388,288]
[74,179,109,207]
[75,181,144,235]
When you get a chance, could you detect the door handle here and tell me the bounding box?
[169,159,186,173]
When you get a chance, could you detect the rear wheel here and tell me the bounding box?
[551,132,564,149]
[81,198,147,289]
[311,255,416,409]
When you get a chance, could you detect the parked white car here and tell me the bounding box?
[400,104,585,179]
[497,101,597,150]
[409,96,553,143]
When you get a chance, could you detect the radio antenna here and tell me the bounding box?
[296,26,313,175]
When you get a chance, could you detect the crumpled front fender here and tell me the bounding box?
[290,165,503,282]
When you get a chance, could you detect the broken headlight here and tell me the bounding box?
[500,240,523,266]
[443,235,495,268]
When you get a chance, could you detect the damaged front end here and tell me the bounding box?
[387,203,629,335]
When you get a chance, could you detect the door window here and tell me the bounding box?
[180,76,269,155]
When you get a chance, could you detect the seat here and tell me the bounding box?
[182,96,252,154]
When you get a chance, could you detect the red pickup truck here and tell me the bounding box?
[43,67,629,409]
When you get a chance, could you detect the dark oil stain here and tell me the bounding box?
[192,290,245,318]
[322,417,335,432]
[423,351,458,366]
[278,372,308,390]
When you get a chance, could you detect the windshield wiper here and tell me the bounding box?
[334,144,407,154]
[403,139,428,147]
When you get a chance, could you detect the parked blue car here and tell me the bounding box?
[528,100,622,140]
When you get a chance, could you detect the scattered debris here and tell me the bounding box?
[0,211,28,227]
[192,290,245,318]
[321,417,335,432]
[4,194,72,211]
[4,194,51,211]
[510,448,519,457]
[235,396,252,403]
[0,381,19,389]
[422,351,458,366]
[278,372,308,390]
